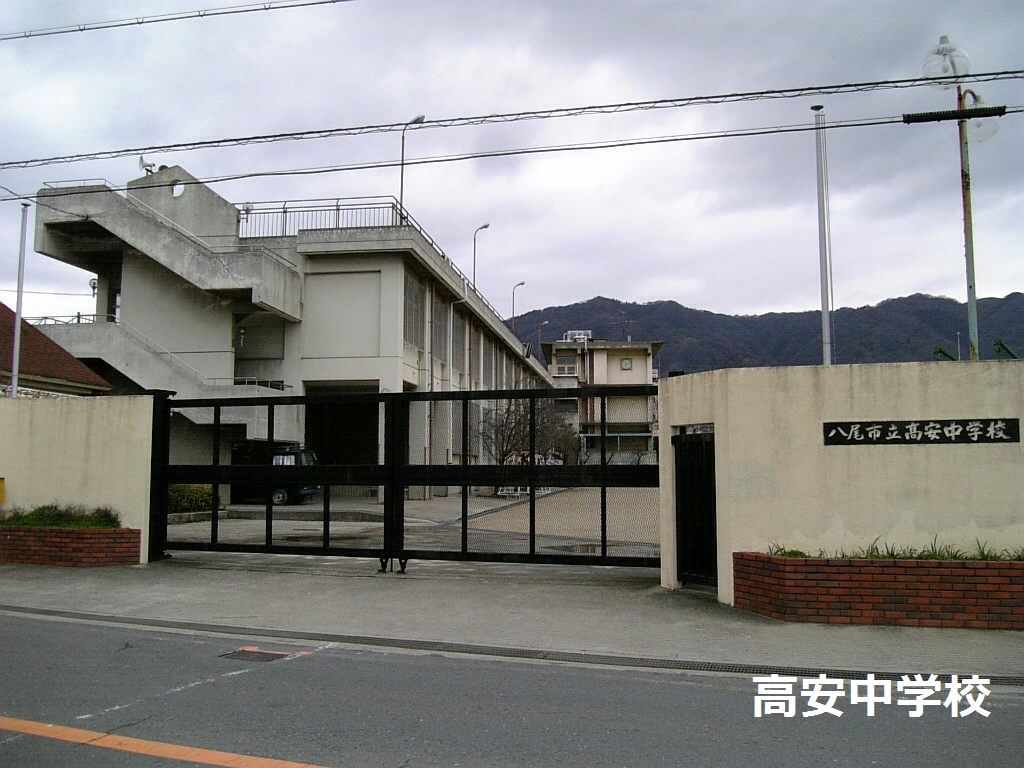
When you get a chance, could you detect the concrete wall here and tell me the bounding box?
[126,166,238,239]
[0,395,154,561]
[295,256,405,393]
[658,362,1024,604]
[121,255,236,381]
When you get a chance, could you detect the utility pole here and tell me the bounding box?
[10,203,29,397]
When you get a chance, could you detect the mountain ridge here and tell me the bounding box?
[515,293,1024,372]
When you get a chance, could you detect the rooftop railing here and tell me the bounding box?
[235,197,505,321]
[41,178,118,190]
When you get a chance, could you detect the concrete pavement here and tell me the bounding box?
[0,551,1021,684]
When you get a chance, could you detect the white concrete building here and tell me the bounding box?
[32,166,550,469]
[541,330,661,463]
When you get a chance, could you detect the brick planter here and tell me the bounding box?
[733,552,1024,630]
[0,527,141,567]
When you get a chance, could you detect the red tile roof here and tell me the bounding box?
[0,302,110,394]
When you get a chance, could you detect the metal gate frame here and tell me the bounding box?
[150,386,659,570]
[672,430,717,585]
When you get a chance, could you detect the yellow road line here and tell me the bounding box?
[0,716,334,768]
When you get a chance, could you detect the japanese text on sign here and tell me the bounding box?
[823,419,1019,445]
[753,674,991,718]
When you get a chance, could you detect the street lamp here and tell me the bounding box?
[399,114,425,219]
[511,281,525,337]
[537,319,549,364]
[472,223,489,287]
[913,36,1003,360]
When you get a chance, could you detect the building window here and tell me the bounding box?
[469,326,478,381]
[555,354,576,376]
[404,272,426,349]
[452,312,467,372]
[431,292,449,361]
[481,335,495,388]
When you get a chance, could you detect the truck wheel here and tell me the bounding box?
[271,489,290,505]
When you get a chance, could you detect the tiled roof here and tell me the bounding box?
[0,302,110,394]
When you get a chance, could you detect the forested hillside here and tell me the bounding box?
[516,293,1023,373]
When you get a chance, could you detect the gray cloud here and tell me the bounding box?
[1,0,1020,320]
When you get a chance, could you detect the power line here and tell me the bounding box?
[204,115,914,184]
[0,185,88,218]
[0,112,956,204]
[2,71,1020,170]
[0,288,92,296]
[3,107,1018,206]
[0,0,351,42]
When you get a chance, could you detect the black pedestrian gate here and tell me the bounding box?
[672,429,717,585]
[150,386,660,570]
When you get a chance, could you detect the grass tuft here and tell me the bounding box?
[766,536,1022,562]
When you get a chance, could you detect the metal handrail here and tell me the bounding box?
[30,315,297,391]
[42,178,117,189]
[29,313,100,326]
[30,314,209,386]
[235,199,505,320]
[237,198,445,255]
[995,339,1020,359]
[122,192,297,271]
[41,178,298,271]
[207,377,293,390]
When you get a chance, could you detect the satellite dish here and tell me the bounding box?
[922,35,969,89]
[138,155,156,174]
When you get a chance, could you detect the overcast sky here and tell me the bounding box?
[1,0,1021,322]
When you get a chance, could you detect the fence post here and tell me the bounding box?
[265,402,275,546]
[529,394,537,555]
[600,393,608,557]
[382,395,408,571]
[147,390,175,562]
[461,396,470,553]
[211,405,221,545]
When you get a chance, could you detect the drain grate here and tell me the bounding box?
[220,646,292,662]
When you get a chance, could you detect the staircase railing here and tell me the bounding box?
[30,314,209,387]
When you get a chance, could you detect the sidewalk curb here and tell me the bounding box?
[3,603,1023,686]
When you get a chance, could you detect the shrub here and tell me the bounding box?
[167,484,214,515]
[1,504,122,529]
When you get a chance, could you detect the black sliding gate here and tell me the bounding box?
[150,386,660,570]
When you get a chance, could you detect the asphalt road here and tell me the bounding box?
[1,613,1021,768]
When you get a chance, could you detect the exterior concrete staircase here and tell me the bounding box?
[36,182,301,322]
[36,319,299,441]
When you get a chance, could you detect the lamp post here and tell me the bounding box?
[472,223,489,287]
[537,319,549,364]
[511,281,525,337]
[915,36,1002,360]
[399,114,425,219]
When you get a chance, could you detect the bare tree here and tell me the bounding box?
[477,398,577,466]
